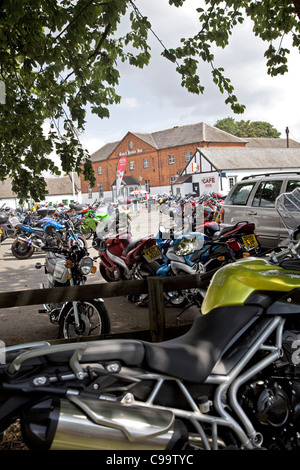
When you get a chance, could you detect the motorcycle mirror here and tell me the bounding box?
[35,262,42,269]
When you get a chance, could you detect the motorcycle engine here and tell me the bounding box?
[241,329,300,449]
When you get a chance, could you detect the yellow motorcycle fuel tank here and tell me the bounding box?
[201,257,300,315]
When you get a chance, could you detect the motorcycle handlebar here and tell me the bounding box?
[269,240,300,264]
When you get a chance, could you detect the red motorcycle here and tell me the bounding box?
[211,220,262,258]
[93,227,161,283]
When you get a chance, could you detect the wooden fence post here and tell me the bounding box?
[147,276,165,342]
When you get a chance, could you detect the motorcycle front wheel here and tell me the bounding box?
[81,224,94,240]
[58,300,111,339]
[11,239,35,259]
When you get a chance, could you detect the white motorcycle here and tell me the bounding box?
[35,226,111,339]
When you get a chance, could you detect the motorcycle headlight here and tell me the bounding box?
[79,256,93,275]
[173,236,204,255]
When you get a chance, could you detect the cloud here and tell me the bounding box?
[80,0,300,146]
[119,97,140,109]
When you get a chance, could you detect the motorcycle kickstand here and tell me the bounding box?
[176,302,193,320]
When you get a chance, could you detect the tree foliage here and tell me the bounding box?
[214,117,281,138]
[0,0,152,201]
[0,0,299,201]
[165,0,300,114]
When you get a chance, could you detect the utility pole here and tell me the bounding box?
[285,126,290,148]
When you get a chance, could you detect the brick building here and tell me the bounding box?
[80,122,247,203]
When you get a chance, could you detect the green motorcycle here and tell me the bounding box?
[81,205,109,239]
[82,204,131,239]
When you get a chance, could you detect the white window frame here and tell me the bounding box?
[98,184,103,198]
[168,154,175,165]
[185,151,193,162]
[143,159,149,168]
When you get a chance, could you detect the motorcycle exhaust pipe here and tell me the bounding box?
[17,236,41,249]
[22,397,188,450]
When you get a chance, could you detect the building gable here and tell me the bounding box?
[109,132,157,160]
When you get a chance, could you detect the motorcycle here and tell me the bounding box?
[155,219,261,310]
[93,209,158,286]
[11,212,86,259]
[1,188,300,450]
[0,210,20,242]
[35,224,111,339]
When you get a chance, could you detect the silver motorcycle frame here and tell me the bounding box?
[44,258,82,328]
[6,314,284,449]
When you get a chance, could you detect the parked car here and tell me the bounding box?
[220,172,300,249]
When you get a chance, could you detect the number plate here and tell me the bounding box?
[242,234,259,248]
[144,245,161,262]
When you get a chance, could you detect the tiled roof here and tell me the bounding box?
[150,122,246,148]
[90,122,247,162]
[245,137,300,148]
[0,175,81,199]
[90,141,120,162]
[199,147,300,170]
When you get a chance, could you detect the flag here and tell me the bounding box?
[116,156,127,198]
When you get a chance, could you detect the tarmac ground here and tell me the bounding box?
[0,209,198,346]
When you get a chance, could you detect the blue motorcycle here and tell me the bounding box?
[155,225,238,312]
[11,214,86,259]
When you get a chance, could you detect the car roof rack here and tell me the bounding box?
[241,171,300,180]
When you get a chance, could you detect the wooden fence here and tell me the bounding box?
[0,272,214,343]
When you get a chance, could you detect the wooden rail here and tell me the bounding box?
[0,272,214,342]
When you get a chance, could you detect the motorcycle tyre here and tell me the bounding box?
[11,240,35,259]
[67,234,87,248]
[99,264,118,282]
[163,290,188,308]
[81,225,94,240]
[58,300,111,339]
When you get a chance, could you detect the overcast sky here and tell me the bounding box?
[80,0,300,154]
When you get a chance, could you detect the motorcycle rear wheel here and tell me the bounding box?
[58,300,111,339]
[11,239,35,259]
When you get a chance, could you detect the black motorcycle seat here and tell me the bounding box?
[81,339,145,366]
[77,305,259,383]
[142,305,260,383]
[218,221,251,237]
[122,237,146,256]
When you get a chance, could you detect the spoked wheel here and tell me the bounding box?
[67,234,87,248]
[11,239,34,259]
[58,300,111,339]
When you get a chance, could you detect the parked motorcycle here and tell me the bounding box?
[93,211,160,285]
[155,219,261,310]
[11,212,86,259]
[1,188,300,449]
[0,210,20,242]
[35,225,111,339]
